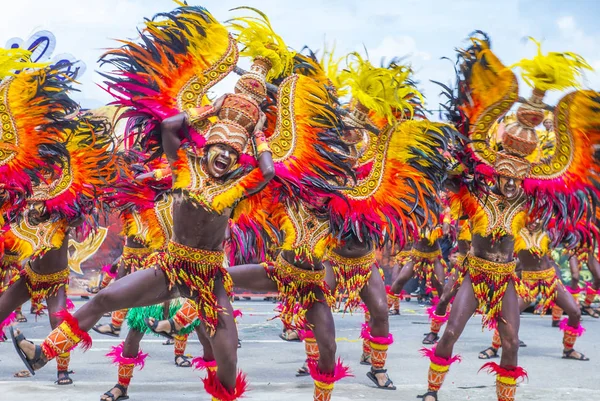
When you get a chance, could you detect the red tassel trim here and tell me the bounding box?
[307,358,353,384]
[202,368,248,401]
[66,299,75,311]
[559,318,585,336]
[54,310,93,351]
[0,311,16,331]
[565,285,581,295]
[420,346,461,366]
[479,362,528,382]
[191,356,217,370]
[102,264,117,278]
[427,306,449,323]
[298,329,315,341]
[106,342,148,369]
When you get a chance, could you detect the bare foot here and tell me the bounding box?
[15,329,38,361]
[101,386,125,400]
[147,317,182,334]
[563,348,590,361]
[422,332,439,345]
[373,369,395,389]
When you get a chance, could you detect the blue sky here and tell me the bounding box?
[2,0,599,114]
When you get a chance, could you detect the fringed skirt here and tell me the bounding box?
[150,241,231,337]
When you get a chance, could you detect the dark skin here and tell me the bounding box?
[480,222,587,361]
[425,238,471,344]
[422,176,523,401]
[226,248,338,377]
[0,228,71,383]
[326,237,393,389]
[389,237,446,304]
[94,236,147,335]
[101,309,213,400]
[568,248,600,317]
[15,98,275,393]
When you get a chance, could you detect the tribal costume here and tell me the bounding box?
[309,52,452,390]
[420,33,600,401]
[481,226,588,362]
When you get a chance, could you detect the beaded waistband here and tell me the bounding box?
[24,263,70,285]
[275,254,325,283]
[167,241,224,265]
[123,246,153,258]
[522,267,556,281]
[328,250,375,267]
[465,253,516,275]
[411,248,441,260]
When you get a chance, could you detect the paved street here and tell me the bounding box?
[1,298,598,400]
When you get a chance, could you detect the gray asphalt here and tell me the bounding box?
[0,298,598,400]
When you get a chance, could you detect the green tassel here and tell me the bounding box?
[127,300,200,335]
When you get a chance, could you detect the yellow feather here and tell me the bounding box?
[228,7,295,81]
[510,38,592,91]
[340,53,424,123]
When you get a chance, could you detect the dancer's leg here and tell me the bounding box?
[46,285,72,384]
[14,268,175,370]
[555,285,588,360]
[0,278,30,323]
[204,276,238,391]
[101,329,146,400]
[227,264,279,292]
[421,275,478,401]
[360,266,395,389]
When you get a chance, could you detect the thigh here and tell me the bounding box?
[496,282,521,339]
[0,277,30,321]
[46,285,68,328]
[359,265,386,310]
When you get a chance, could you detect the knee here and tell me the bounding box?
[93,288,114,312]
[570,307,582,322]
[368,300,389,326]
[318,335,337,361]
[439,326,460,344]
[501,335,519,354]
[217,348,238,371]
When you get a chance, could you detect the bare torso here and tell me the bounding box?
[471,234,515,263]
[172,193,229,250]
[30,231,69,275]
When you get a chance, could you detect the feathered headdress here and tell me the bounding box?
[227,7,295,82]
[340,53,424,124]
[0,48,77,219]
[511,38,592,93]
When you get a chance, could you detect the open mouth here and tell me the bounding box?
[215,159,228,170]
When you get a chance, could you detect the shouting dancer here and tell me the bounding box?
[11,6,285,400]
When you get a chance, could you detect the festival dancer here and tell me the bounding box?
[2,115,116,385]
[320,53,450,389]
[478,218,589,361]
[11,6,283,401]
[420,34,599,401]
[220,54,356,401]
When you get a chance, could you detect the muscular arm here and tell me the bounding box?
[160,96,226,164]
[245,151,275,196]
[244,112,275,196]
[160,113,186,165]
